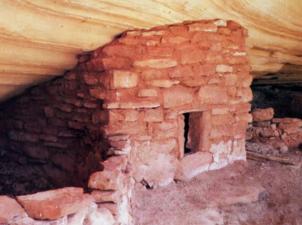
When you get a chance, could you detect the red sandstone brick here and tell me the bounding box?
[44,141,68,149]
[104,101,160,110]
[92,111,109,124]
[236,113,252,123]
[218,27,232,35]
[124,110,140,122]
[102,57,132,70]
[64,72,77,80]
[227,87,238,97]
[63,98,83,107]
[90,88,106,99]
[39,134,58,142]
[83,101,98,109]
[9,131,39,143]
[88,170,122,191]
[252,108,274,122]
[103,44,136,58]
[227,21,242,30]
[118,36,141,45]
[210,42,223,51]
[163,86,193,108]
[240,75,253,87]
[144,108,164,122]
[84,73,99,85]
[152,127,178,140]
[48,118,66,127]
[224,74,238,86]
[211,114,234,126]
[108,110,124,122]
[190,32,208,44]
[147,79,180,88]
[105,121,147,135]
[23,144,50,159]
[138,88,158,97]
[216,64,233,73]
[17,187,92,220]
[192,64,215,76]
[168,65,193,78]
[179,77,208,87]
[211,124,232,138]
[142,29,166,37]
[198,85,228,104]
[175,152,213,181]
[146,46,174,58]
[91,190,120,203]
[180,49,206,64]
[151,120,178,131]
[134,58,177,69]
[103,156,128,171]
[111,70,138,89]
[57,103,73,113]
[237,88,253,102]
[44,106,55,117]
[162,36,188,45]
[208,77,222,84]
[68,121,85,130]
[0,196,26,224]
[234,64,251,72]
[188,22,217,32]
[169,25,189,36]
[141,69,168,80]
[233,103,251,113]
[224,55,248,65]
[206,52,224,64]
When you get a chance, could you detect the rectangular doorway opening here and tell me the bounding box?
[183,111,204,155]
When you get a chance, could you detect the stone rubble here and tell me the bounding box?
[247,107,302,155]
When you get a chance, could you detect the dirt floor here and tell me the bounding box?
[132,149,302,225]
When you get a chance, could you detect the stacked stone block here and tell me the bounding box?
[84,19,252,186]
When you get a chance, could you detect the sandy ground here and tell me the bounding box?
[132,150,302,225]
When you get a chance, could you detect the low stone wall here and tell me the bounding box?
[0,66,106,194]
[0,188,116,225]
[247,108,302,150]
[0,155,131,225]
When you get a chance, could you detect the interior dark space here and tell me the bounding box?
[251,83,302,119]
[183,113,192,155]
[0,70,106,196]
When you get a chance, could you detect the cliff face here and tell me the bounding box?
[0,0,301,101]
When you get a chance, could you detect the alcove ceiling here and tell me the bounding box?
[0,0,301,101]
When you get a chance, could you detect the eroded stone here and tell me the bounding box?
[16,187,92,220]
[175,152,213,181]
[0,196,26,224]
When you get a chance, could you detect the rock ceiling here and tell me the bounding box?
[0,0,301,101]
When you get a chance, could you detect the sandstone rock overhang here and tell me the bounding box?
[0,1,301,101]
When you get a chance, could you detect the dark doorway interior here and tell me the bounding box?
[184,113,191,154]
[183,111,204,155]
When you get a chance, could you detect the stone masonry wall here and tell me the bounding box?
[0,61,105,195]
[84,19,252,186]
[0,19,251,225]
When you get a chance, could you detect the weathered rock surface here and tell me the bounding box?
[16,187,93,220]
[248,107,302,150]
[0,1,301,101]
[175,152,213,181]
[0,196,26,224]
[252,108,274,122]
